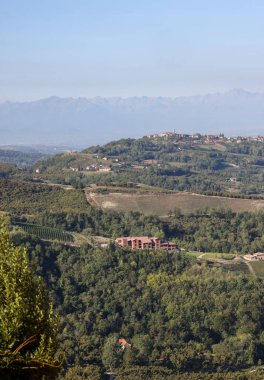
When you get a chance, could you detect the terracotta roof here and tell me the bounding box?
[118,338,128,346]
[117,236,158,242]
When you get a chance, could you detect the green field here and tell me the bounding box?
[251,261,264,278]
[185,251,203,258]
[204,261,250,275]
[88,190,264,215]
[200,252,236,260]
[215,262,250,274]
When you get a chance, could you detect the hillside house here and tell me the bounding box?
[115,236,178,251]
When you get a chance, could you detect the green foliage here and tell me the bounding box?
[81,138,264,197]
[0,149,45,168]
[0,179,87,214]
[17,136,263,198]
[2,135,264,378]
[102,334,123,370]
[0,163,16,178]
[115,366,264,380]
[251,261,264,278]
[14,222,74,243]
[21,235,264,375]
[212,334,255,368]
[61,364,103,380]
[30,207,264,254]
[0,222,61,379]
[167,208,264,253]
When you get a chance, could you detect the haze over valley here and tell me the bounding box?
[1,88,264,147]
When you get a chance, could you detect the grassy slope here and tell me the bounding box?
[0,179,87,214]
[251,261,264,278]
[89,190,264,215]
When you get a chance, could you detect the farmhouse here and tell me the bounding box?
[115,236,178,251]
[243,252,264,261]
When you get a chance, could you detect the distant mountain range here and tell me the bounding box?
[1,89,264,147]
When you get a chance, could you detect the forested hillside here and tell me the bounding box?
[33,135,264,198]
[0,149,46,168]
[11,233,264,379]
[1,135,264,378]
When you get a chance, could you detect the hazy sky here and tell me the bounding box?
[1,0,264,101]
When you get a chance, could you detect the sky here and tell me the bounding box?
[1,0,264,101]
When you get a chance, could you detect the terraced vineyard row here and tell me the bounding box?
[14,222,74,243]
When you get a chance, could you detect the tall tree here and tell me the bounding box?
[0,222,61,379]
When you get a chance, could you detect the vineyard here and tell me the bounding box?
[14,222,74,243]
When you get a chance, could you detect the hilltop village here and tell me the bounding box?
[147,131,264,145]
[37,131,264,179]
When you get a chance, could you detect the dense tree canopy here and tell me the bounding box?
[26,207,264,254]
[1,136,264,379]
[15,235,264,379]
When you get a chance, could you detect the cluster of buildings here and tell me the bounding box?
[115,236,178,251]
[147,131,264,146]
[68,155,120,173]
[69,163,112,172]
[241,136,264,143]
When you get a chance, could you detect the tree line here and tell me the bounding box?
[13,234,264,379]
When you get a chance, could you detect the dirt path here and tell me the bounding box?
[32,180,75,191]
[213,257,241,265]
[84,190,101,208]
[244,261,255,275]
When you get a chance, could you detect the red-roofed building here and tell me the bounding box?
[118,338,131,350]
[115,236,178,251]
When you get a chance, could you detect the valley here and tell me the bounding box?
[1,133,264,379]
[3,2,264,378]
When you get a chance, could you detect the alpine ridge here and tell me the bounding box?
[1,89,264,146]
